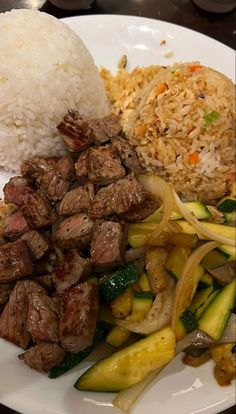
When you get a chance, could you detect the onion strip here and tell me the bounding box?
[174,191,235,246]
[171,241,218,332]
[115,280,174,334]
[138,175,174,244]
[113,368,162,413]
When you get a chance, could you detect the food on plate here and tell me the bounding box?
[102,62,235,202]
[0,9,110,172]
[0,106,235,413]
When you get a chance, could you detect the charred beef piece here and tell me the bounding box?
[18,342,65,373]
[3,176,32,206]
[57,155,75,181]
[0,280,45,349]
[89,173,152,218]
[91,221,126,270]
[0,240,33,283]
[33,274,55,292]
[20,188,57,228]
[87,115,122,144]
[54,213,94,250]
[112,137,144,174]
[120,192,157,221]
[36,170,70,202]
[75,150,88,183]
[55,249,91,294]
[27,291,59,343]
[57,110,94,153]
[59,281,98,353]
[4,211,30,241]
[59,183,94,216]
[0,283,13,311]
[87,146,126,185]
[20,156,57,179]
[21,230,51,261]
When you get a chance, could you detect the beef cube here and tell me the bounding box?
[20,188,57,228]
[87,115,122,144]
[0,240,33,283]
[55,249,91,294]
[112,137,144,173]
[3,176,32,206]
[57,110,94,153]
[36,170,70,202]
[54,213,94,250]
[91,221,126,270]
[89,173,150,218]
[18,342,65,373]
[120,192,157,221]
[0,280,45,349]
[75,150,88,182]
[59,281,98,353]
[21,156,57,179]
[56,155,75,181]
[59,183,94,216]
[87,146,125,185]
[4,211,30,240]
[27,291,59,343]
[0,283,13,309]
[21,230,51,260]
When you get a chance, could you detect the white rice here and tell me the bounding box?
[0,9,110,172]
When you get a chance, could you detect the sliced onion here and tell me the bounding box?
[113,367,162,413]
[125,247,148,263]
[173,190,235,246]
[115,279,174,334]
[137,175,174,245]
[171,241,218,332]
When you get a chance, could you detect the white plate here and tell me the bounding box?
[0,14,235,414]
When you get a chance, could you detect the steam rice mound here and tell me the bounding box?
[103,62,235,202]
[0,9,110,172]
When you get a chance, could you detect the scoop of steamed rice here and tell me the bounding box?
[0,9,110,172]
[124,63,235,202]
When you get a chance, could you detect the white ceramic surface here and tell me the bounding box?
[0,14,235,414]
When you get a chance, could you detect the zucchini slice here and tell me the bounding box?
[144,201,212,222]
[217,197,236,213]
[74,326,175,392]
[198,279,236,340]
[201,248,229,270]
[100,263,139,302]
[106,327,130,347]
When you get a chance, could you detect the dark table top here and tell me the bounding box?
[0,1,235,414]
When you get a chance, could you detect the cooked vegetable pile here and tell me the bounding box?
[0,111,235,414]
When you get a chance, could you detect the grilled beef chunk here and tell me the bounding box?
[27,291,59,343]
[3,176,32,206]
[59,183,94,216]
[87,146,126,185]
[55,249,91,294]
[91,221,126,270]
[57,110,94,153]
[20,188,57,228]
[54,213,94,250]
[0,283,13,310]
[87,115,122,144]
[21,230,50,261]
[120,192,157,221]
[20,156,57,179]
[89,173,152,218]
[59,281,98,353]
[56,155,75,181]
[19,342,65,373]
[36,170,70,202]
[0,280,45,349]
[75,150,88,182]
[33,274,55,292]
[112,137,144,173]
[4,211,30,241]
[0,240,33,283]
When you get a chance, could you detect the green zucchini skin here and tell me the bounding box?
[99,263,139,302]
[217,197,236,213]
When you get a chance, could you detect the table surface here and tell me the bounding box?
[0,1,235,414]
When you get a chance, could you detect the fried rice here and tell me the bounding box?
[101,62,235,202]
